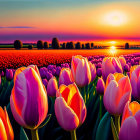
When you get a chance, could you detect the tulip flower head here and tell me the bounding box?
[119,101,140,140]
[6,69,13,81]
[96,78,105,95]
[119,56,126,70]
[130,65,140,100]
[102,57,123,82]
[55,83,87,131]
[0,107,14,140]
[47,76,58,97]
[103,73,132,115]
[89,62,96,82]
[10,65,48,129]
[71,55,91,87]
[59,68,74,86]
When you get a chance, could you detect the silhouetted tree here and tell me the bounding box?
[52,38,60,49]
[66,42,75,49]
[91,43,94,48]
[85,43,91,49]
[14,40,23,50]
[62,43,66,49]
[44,42,49,49]
[125,43,129,49]
[28,44,33,49]
[76,42,82,49]
[37,40,44,49]
[82,44,85,49]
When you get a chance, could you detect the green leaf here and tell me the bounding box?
[95,112,111,140]
[38,114,52,129]
[20,127,29,140]
[111,117,119,140]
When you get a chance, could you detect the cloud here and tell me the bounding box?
[0,26,36,29]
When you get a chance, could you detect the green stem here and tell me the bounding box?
[115,115,120,134]
[70,130,77,140]
[99,95,102,120]
[31,129,39,140]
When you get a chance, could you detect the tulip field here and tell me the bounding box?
[0,51,140,140]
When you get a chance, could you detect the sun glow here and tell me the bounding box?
[110,46,117,56]
[103,11,127,26]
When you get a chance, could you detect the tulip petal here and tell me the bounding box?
[119,116,140,140]
[55,97,79,131]
[0,118,7,140]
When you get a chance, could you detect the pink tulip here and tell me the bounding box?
[59,68,74,86]
[71,55,91,87]
[89,62,96,81]
[55,83,87,131]
[130,65,140,100]
[119,56,126,69]
[47,76,58,97]
[96,78,105,95]
[10,65,48,129]
[103,73,131,115]
[102,57,123,82]
[119,101,140,140]
[0,107,14,140]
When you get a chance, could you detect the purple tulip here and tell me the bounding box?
[56,66,61,76]
[39,67,47,78]
[102,57,123,82]
[52,68,56,76]
[96,78,105,95]
[124,64,130,72]
[42,79,48,88]
[47,77,58,97]
[59,68,74,86]
[97,68,102,77]
[130,65,140,100]
[10,66,48,129]
[6,69,13,81]
[46,71,53,81]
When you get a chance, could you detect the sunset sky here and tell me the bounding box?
[0,0,140,43]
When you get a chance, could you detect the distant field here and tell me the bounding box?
[0,44,36,48]
[0,49,139,69]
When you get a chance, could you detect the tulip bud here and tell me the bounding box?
[102,57,123,82]
[0,107,14,140]
[59,68,74,86]
[10,65,48,129]
[96,78,105,95]
[119,56,126,70]
[6,69,13,81]
[71,55,91,87]
[103,73,131,115]
[47,76,58,97]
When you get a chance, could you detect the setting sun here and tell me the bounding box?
[103,11,127,26]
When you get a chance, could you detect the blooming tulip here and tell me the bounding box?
[47,76,58,97]
[89,62,96,81]
[0,107,14,140]
[55,83,87,131]
[119,56,126,69]
[103,73,131,115]
[96,78,105,95]
[10,65,48,130]
[71,55,91,87]
[102,57,123,82]
[42,78,48,88]
[59,68,74,86]
[130,65,140,100]
[119,101,140,140]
